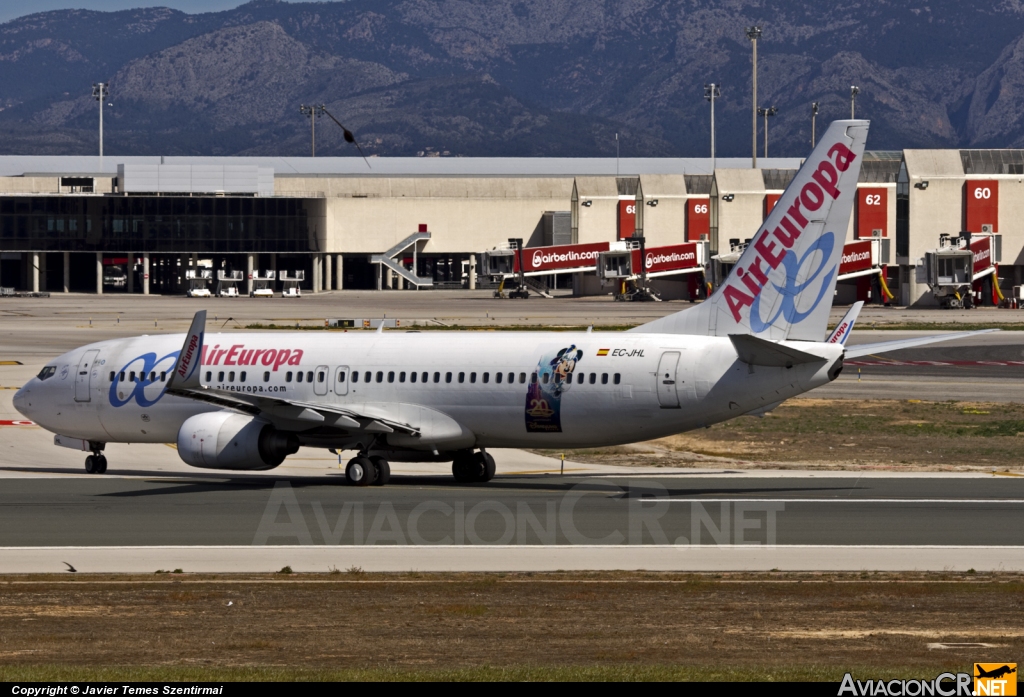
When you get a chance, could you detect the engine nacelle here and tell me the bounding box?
[177,412,299,470]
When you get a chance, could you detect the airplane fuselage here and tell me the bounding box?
[14,330,842,459]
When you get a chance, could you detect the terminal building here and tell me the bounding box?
[0,150,1018,307]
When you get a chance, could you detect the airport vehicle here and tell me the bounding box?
[13,121,996,485]
[185,287,211,298]
[218,286,239,298]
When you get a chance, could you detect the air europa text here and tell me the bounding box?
[723,142,857,322]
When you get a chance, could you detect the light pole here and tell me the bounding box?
[300,104,324,156]
[746,26,762,168]
[757,106,777,158]
[811,101,819,147]
[92,82,108,167]
[615,132,619,176]
[850,86,860,119]
[704,82,721,170]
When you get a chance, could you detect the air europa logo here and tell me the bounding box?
[722,142,857,325]
[177,331,202,379]
[201,344,304,372]
[829,320,850,344]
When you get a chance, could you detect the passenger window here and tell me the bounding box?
[388,371,395,383]
[399,371,406,383]
[286,372,293,382]
[160,372,166,382]
[422,372,429,383]
[510,372,515,384]
[520,373,526,383]
[542,373,549,384]
[264,371,270,382]
[365,371,371,383]
[601,373,608,384]
[317,371,325,383]
[306,371,313,383]
[228,371,235,382]
[217,371,224,382]
[121,371,127,382]
[376,371,383,383]
[445,372,452,384]
[338,371,346,383]
[614,373,621,385]
[589,373,596,384]
[410,372,416,383]
[241,372,247,383]
[470,372,476,383]
[150,371,156,382]
[108,371,115,382]
[495,372,503,384]
[204,371,210,382]
[352,371,359,383]
[531,373,537,384]
[483,372,489,383]
[435,372,441,383]
[458,372,465,383]
[296,372,303,383]
[566,373,572,384]
[130,371,137,382]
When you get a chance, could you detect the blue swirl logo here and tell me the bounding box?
[108,351,180,407]
[750,232,837,334]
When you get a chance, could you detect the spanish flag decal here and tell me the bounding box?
[596,348,610,356]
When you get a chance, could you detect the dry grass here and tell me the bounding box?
[538,399,1024,471]
[0,572,1018,679]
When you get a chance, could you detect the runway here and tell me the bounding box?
[2,295,1024,571]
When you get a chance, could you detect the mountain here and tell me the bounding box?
[2,0,1024,157]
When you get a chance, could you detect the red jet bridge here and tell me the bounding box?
[484,241,611,297]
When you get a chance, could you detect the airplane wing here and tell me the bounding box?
[163,311,420,437]
[843,328,999,359]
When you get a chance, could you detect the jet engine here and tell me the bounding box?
[177,412,299,470]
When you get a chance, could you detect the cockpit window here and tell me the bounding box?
[37,366,56,381]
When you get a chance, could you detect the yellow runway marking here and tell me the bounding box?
[993,470,1024,477]
[0,361,22,366]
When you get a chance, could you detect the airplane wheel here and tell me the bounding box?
[85,455,97,474]
[472,451,496,483]
[370,456,390,486]
[95,456,108,474]
[346,457,376,487]
[452,452,475,483]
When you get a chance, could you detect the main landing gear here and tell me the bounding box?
[84,446,107,475]
[345,454,390,487]
[452,450,496,483]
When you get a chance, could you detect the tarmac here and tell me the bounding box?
[2,291,1023,571]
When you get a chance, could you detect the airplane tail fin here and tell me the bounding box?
[826,301,863,345]
[630,119,869,341]
[167,310,206,391]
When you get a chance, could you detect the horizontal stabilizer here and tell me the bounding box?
[844,329,999,358]
[730,334,827,368]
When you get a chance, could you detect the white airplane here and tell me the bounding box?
[13,120,995,485]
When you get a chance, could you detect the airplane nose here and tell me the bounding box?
[12,385,31,419]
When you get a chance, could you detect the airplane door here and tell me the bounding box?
[75,349,99,403]
[656,351,681,409]
[314,365,329,396]
[334,365,349,396]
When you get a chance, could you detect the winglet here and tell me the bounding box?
[826,301,863,345]
[168,310,206,390]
